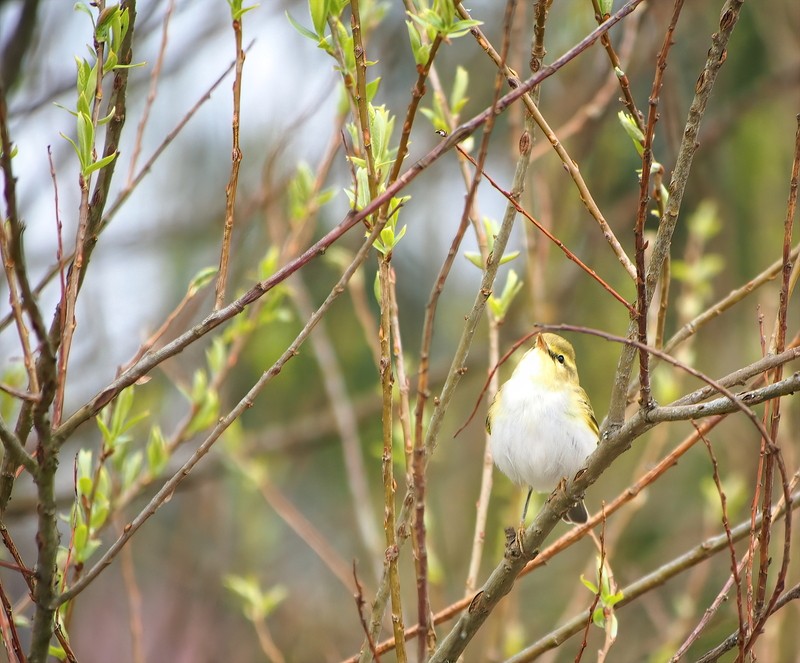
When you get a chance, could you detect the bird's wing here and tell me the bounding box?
[486,391,499,434]
[578,387,599,440]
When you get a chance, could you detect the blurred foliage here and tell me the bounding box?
[0,0,798,661]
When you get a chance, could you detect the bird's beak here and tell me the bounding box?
[536,333,548,352]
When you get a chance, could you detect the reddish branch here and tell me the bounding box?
[633,0,685,410]
[214,9,246,309]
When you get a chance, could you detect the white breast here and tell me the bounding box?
[490,375,596,492]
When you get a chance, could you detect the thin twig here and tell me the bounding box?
[696,580,800,663]
[590,0,645,131]
[633,0,685,411]
[213,5,247,309]
[0,575,26,663]
[606,0,746,430]
[507,490,800,662]
[53,213,392,609]
[457,1,637,281]
[739,113,800,662]
[378,256,407,663]
[455,145,635,313]
[529,8,641,162]
[0,82,53,390]
[54,1,644,445]
[353,562,381,663]
[290,276,383,579]
[670,551,750,661]
[697,423,745,650]
[126,0,175,182]
[116,516,145,663]
[0,41,249,337]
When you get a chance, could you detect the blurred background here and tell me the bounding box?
[1,0,799,661]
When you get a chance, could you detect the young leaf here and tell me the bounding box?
[309,0,331,36]
[285,11,319,41]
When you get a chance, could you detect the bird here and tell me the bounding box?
[487,332,598,545]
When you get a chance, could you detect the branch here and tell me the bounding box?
[53,214,391,608]
[457,1,637,281]
[632,0,686,410]
[213,5,246,309]
[508,490,800,662]
[606,0,747,429]
[428,321,783,661]
[54,0,644,444]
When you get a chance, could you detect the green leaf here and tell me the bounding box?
[285,10,319,41]
[90,499,109,530]
[146,426,169,477]
[599,0,614,15]
[121,451,143,491]
[188,266,218,295]
[76,111,94,169]
[95,5,118,42]
[498,250,520,265]
[110,387,135,438]
[464,252,484,269]
[618,111,644,156]
[73,2,93,21]
[309,0,331,36]
[580,574,598,594]
[450,66,469,115]
[207,337,228,376]
[365,77,381,102]
[97,106,117,125]
[84,151,117,176]
[77,449,93,481]
[48,644,67,661]
[77,476,93,498]
[74,523,89,555]
[96,416,112,445]
[103,49,118,74]
[446,18,482,38]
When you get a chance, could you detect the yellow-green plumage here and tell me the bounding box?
[488,333,598,524]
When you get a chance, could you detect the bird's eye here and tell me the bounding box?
[557,354,565,364]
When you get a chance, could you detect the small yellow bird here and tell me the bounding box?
[487,332,598,531]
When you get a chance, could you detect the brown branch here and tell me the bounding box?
[696,580,800,663]
[739,113,800,662]
[697,423,745,651]
[290,275,383,577]
[0,574,26,663]
[457,1,637,281]
[53,213,392,608]
[0,41,245,337]
[0,0,40,91]
[455,145,635,314]
[590,0,644,131]
[213,7,246,309]
[529,9,641,162]
[633,0,685,411]
[54,0,644,446]
[606,0,746,429]
[508,490,800,662]
[126,0,175,182]
[378,256,407,663]
[349,0,379,207]
[0,80,54,382]
[670,545,750,661]
[353,562,381,663]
